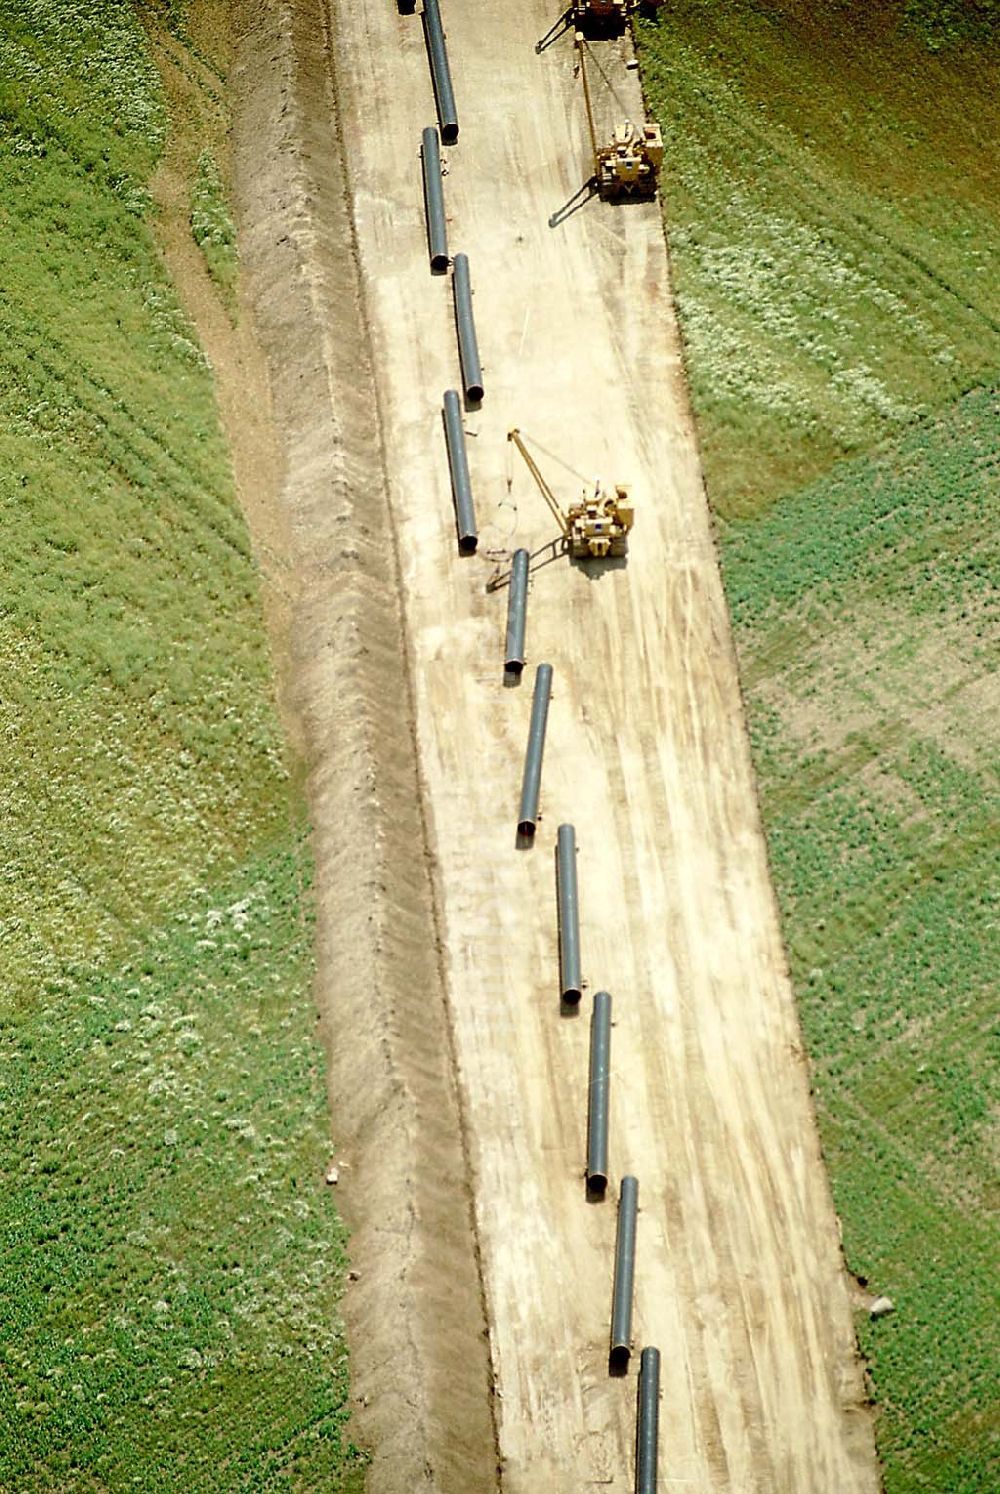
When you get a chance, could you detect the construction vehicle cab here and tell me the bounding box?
[572,0,628,25]
[571,0,664,27]
[596,119,663,197]
[507,428,634,560]
[565,482,634,558]
[568,0,663,33]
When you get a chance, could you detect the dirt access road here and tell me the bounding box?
[230,0,880,1488]
[327,4,880,1488]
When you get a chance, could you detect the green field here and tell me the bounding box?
[0,2,362,1486]
[638,3,999,1489]
[638,0,1000,521]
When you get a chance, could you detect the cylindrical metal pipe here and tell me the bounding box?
[556,823,582,1004]
[610,1175,639,1369]
[442,389,477,555]
[504,547,529,674]
[422,0,459,144]
[452,253,484,402]
[421,126,449,272]
[586,990,611,1196]
[517,662,553,837]
[636,1346,661,1493]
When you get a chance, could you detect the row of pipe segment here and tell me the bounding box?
[423,133,486,550]
[416,16,483,553]
[519,705,660,1480]
[556,830,641,1378]
[518,684,658,1478]
[401,3,660,1484]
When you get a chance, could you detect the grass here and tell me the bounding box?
[0,2,363,1486]
[637,0,1000,520]
[729,399,1000,1492]
[191,148,238,307]
[1,846,365,1491]
[638,5,1000,1490]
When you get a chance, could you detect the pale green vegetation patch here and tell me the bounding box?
[637,0,1000,519]
[727,397,999,1491]
[0,3,361,1485]
[191,148,238,307]
[904,0,1000,49]
[1,845,364,1491]
[639,3,1000,1489]
[0,0,165,184]
[723,387,999,630]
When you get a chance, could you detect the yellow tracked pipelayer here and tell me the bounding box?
[574,31,662,198]
[507,428,634,559]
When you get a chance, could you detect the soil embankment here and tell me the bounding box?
[228,4,499,1486]
[157,1,499,1489]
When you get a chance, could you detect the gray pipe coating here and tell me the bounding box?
[587,990,611,1196]
[423,0,459,144]
[504,547,529,673]
[556,823,582,1004]
[453,253,484,401]
[610,1175,639,1368]
[517,662,553,837]
[636,1346,661,1493]
[421,127,449,272]
[442,389,477,554]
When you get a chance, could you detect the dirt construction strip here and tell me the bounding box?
[227,0,883,1489]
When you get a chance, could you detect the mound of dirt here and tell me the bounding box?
[185,1,500,1488]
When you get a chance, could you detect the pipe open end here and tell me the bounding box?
[517,819,537,839]
[561,986,582,1006]
[586,1172,608,1199]
[458,534,478,556]
[609,1345,631,1376]
[465,383,484,404]
[504,659,525,676]
[441,123,459,145]
[430,252,449,273]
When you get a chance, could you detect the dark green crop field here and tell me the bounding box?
[0,2,362,1486]
[638,3,999,1489]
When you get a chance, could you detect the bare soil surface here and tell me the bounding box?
[320,0,880,1488]
[171,0,882,1489]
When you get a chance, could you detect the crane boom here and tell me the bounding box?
[508,429,571,538]
[574,32,600,166]
[571,30,663,199]
[507,427,634,560]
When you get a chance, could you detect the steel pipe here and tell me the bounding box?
[610,1175,639,1369]
[635,1346,661,1493]
[586,990,611,1196]
[442,389,477,554]
[517,662,552,837]
[504,547,529,674]
[422,0,459,144]
[452,253,484,402]
[421,127,449,272]
[556,823,582,1004]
